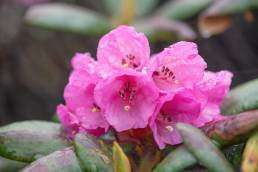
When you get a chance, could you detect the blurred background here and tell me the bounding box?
[0,0,258,125]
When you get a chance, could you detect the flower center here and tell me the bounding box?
[153,66,179,84]
[119,82,137,111]
[91,103,101,113]
[121,54,139,69]
[158,111,174,132]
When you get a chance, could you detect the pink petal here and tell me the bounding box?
[97,25,150,73]
[75,107,109,131]
[150,88,202,149]
[56,104,79,138]
[64,70,98,110]
[193,70,233,126]
[197,70,233,104]
[150,41,207,92]
[94,71,159,132]
[71,53,98,75]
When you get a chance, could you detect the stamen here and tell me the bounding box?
[165,126,174,132]
[91,104,100,113]
[122,63,129,68]
[121,54,139,69]
[153,65,179,85]
[124,105,131,111]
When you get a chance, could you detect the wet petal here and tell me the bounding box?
[97,25,150,73]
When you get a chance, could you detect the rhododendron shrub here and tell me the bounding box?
[1,25,258,172]
[57,25,232,149]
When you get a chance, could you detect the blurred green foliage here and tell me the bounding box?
[25,0,258,41]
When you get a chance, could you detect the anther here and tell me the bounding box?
[91,107,100,113]
[124,105,131,111]
[174,80,180,84]
[165,126,174,132]
[122,63,129,68]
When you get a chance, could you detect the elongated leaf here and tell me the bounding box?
[155,110,258,172]
[0,121,70,162]
[241,132,258,172]
[155,0,212,20]
[198,0,258,37]
[134,17,196,41]
[73,133,113,172]
[113,141,131,172]
[21,147,82,172]
[221,79,258,115]
[153,146,197,172]
[103,0,157,18]
[0,157,26,172]
[177,123,234,172]
[25,3,111,35]
[203,110,258,146]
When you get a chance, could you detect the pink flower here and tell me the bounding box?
[56,25,233,150]
[57,104,80,138]
[149,41,207,92]
[192,71,233,127]
[150,70,233,149]
[97,25,150,75]
[57,59,109,137]
[150,89,202,149]
[94,71,159,132]
[57,105,106,138]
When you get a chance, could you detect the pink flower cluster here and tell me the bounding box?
[57,26,232,149]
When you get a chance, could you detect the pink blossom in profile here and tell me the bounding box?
[192,70,233,127]
[57,105,106,138]
[57,104,80,138]
[150,89,202,149]
[150,70,233,149]
[97,25,150,75]
[149,41,207,92]
[94,71,159,132]
[57,53,109,137]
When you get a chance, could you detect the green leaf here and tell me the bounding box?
[177,123,234,172]
[203,110,258,146]
[221,79,258,115]
[0,121,70,162]
[224,143,244,166]
[103,0,158,18]
[155,110,258,172]
[21,147,82,172]
[113,141,131,172]
[0,157,26,172]
[153,146,197,172]
[73,133,113,172]
[25,3,111,35]
[241,132,258,172]
[155,0,212,20]
[52,114,60,123]
[133,17,196,41]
